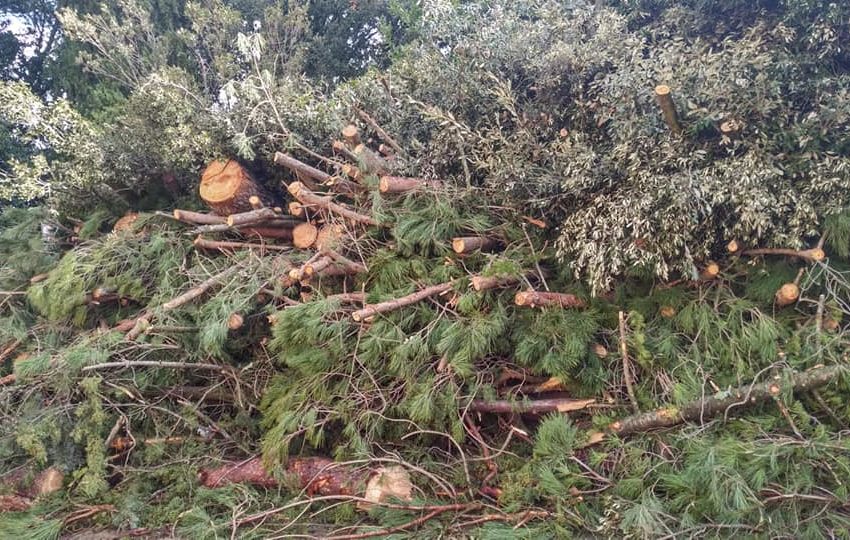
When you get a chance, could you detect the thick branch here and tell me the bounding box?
[514,290,586,309]
[288,182,379,226]
[742,247,825,263]
[654,85,681,134]
[379,176,443,194]
[468,397,595,414]
[471,271,537,292]
[193,236,290,252]
[352,281,457,322]
[355,108,404,155]
[274,152,332,185]
[452,236,498,254]
[226,207,280,227]
[172,209,225,225]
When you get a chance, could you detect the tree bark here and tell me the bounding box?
[200,159,267,215]
[341,125,361,147]
[471,272,535,292]
[355,108,404,155]
[514,291,585,309]
[452,236,498,254]
[468,398,595,414]
[288,182,379,227]
[274,152,331,186]
[172,209,226,225]
[193,236,291,252]
[654,85,682,134]
[379,176,443,194]
[225,207,280,227]
[354,144,389,175]
[238,226,294,241]
[352,281,456,322]
[742,247,825,263]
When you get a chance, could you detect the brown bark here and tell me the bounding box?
[288,182,379,226]
[342,164,364,183]
[333,140,360,162]
[471,272,536,292]
[468,397,595,414]
[200,159,266,215]
[322,248,367,275]
[172,209,226,225]
[193,236,290,252]
[0,374,15,386]
[592,365,844,440]
[352,281,456,322]
[325,175,364,196]
[654,85,682,134]
[249,195,264,210]
[304,256,334,278]
[378,144,395,158]
[0,466,64,512]
[742,247,825,263]
[379,176,443,194]
[274,152,331,186]
[452,236,498,254]
[355,108,404,155]
[292,222,319,249]
[514,290,586,309]
[353,144,389,175]
[341,125,361,147]
[199,456,365,495]
[225,207,280,227]
[238,226,294,241]
[0,494,33,512]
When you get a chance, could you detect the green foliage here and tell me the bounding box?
[71,377,108,498]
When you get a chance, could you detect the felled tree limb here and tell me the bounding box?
[471,271,538,292]
[125,266,240,340]
[354,144,390,175]
[226,207,279,227]
[452,236,498,254]
[323,248,367,275]
[193,236,291,252]
[379,176,443,194]
[355,108,404,155]
[352,281,457,322]
[239,226,294,241]
[274,152,331,187]
[654,85,681,134]
[172,209,226,225]
[743,247,825,263]
[468,398,596,414]
[515,291,586,309]
[341,125,361,147]
[288,182,379,226]
[591,364,845,440]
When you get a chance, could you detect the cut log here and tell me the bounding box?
[200,159,265,215]
[342,164,364,183]
[249,196,263,210]
[720,118,743,141]
[341,125,361,147]
[173,209,226,225]
[0,466,64,512]
[354,144,390,175]
[292,222,319,249]
[742,247,825,263]
[289,201,306,218]
[315,224,345,251]
[699,262,720,280]
[193,236,290,252]
[274,152,331,186]
[727,239,741,253]
[225,207,279,227]
[199,456,412,507]
[379,176,443,194]
[514,290,585,309]
[325,175,364,196]
[452,236,498,254]
[288,182,379,227]
[332,140,360,163]
[304,256,334,278]
[227,313,244,330]
[352,281,456,322]
[775,283,800,307]
[654,85,681,134]
[471,271,542,292]
[659,305,676,318]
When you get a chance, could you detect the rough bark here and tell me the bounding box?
[200,159,267,215]
[288,182,379,227]
[352,281,456,322]
[172,209,226,225]
[514,290,586,309]
[316,224,345,251]
[225,207,280,227]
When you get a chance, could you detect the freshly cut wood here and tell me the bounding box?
[654,85,681,134]
[352,281,456,322]
[249,195,263,210]
[727,239,741,253]
[775,283,800,307]
[226,207,279,227]
[325,175,363,196]
[238,226,294,241]
[0,374,15,386]
[332,140,360,162]
[274,152,331,186]
[199,456,412,506]
[591,343,608,359]
[112,212,139,233]
[469,397,595,414]
[515,290,585,309]
[472,274,521,292]
[288,182,379,226]
[200,159,265,215]
[587,364,844,441]
[355,108,404,155]
[292,222,319,249]
[659,305,676,318]
[452,236,498,254]
[304,256,334,278]
[699,262,720,280]
[288,201,306,218]
[342,164,363,182]
[354,143,389,175]
[341,124,361,147]
[193,236,290,252]
[173,209,226,225]
[742,247,825,263]
[720,118,743,140]
[379,176,443,194]
[227,313,244,330]
[316,224,344,251]
[378,143,395,157]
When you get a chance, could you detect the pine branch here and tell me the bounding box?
[352,281,457,322]
[355,107,405,155]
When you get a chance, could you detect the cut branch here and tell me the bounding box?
[274,152,332,186]
[352,281,457,322]
[341,125,361,147]
[292,222,319,249]
[172,209,226,225]
[742,247,825,263]
[468,397,596,414]
[355,108,404,155]
[193,236,290,252]
[515,290,586,309]
[288,182,379,226]
[226,207,279,227]
[200,159,268,215]
[452,236,498,254]
[654,85,681,134]
[379,176,443,194]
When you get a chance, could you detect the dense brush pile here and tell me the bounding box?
[1,0,850,538]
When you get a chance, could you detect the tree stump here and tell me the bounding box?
[199,159,265,215]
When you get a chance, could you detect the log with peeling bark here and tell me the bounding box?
[452,236,498,254]
[468,397,595,414]
[586,364,845,442]
[193,236,291,252]
[173,209,226,225]
[225,207,279,227]
[198,456,412,505]
[274,152,331,187]
[200,159,269,215]
[654,85,681,134]
[379,176,443,194]
[352,281,457,322]
[742,247,825,263]
[292,222,319,249]
[288,182,379,226]
[125,266,241,340]
[514,290,586,309]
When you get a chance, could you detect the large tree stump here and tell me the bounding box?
[200,159,266,215]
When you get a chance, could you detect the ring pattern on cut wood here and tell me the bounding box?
[199,159,268,215]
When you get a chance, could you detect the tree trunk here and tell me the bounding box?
[199,159,267,215]
[514,290,585,309]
